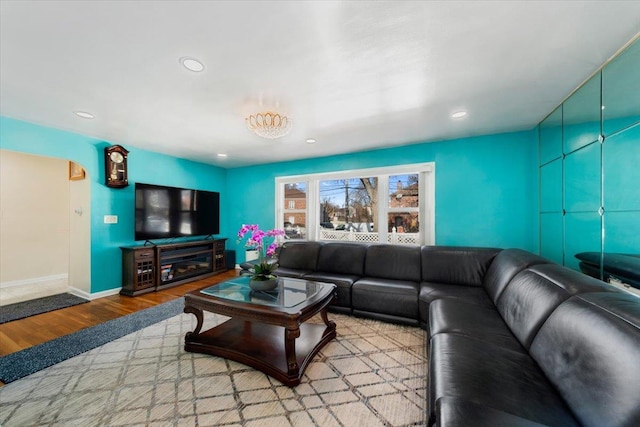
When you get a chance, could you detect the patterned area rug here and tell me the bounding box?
[0,293,88,324]
[0,298,184,383]
[0,312,428,426]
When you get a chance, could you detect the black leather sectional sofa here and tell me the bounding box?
[269,241,640,427]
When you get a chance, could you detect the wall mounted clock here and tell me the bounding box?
[104,145,129,188]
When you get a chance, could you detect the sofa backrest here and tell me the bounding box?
[495,263,618,350]
[364,244,421,282]
[277,241,322,271]
[482,248,550,303]
[316,242,367,276]
[530,292,640,427]
[421,246,501,286]
[527,263,620,295]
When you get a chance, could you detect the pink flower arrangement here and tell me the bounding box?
[237,224,285,258]
[237,224,285,281]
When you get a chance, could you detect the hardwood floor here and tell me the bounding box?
[0,269,238,384]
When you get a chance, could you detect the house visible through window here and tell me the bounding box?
[282,182,307,239]
[276,163,434,245]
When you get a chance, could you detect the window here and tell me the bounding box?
[318,177,378,242]
[276,163,434,245]
[282,182,307,239]
[387,174,420,244]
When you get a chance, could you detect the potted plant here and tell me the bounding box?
[237,224,284,290]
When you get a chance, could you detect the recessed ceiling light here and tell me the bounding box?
[306,138,317,144]
[180,57,205,72]
[73,111,95,119]
[217,153,228,158]
[451,111,467,119]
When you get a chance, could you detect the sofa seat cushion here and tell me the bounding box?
[429,333,579,427]
[420,282,494,308]
[419,282,493,326]
[428,298,524,353]
[436,397,550,427]
[352,278,419,320]
[303,272,359,308]
[274,267,312,279]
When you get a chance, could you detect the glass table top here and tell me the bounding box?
[200,276,328,308]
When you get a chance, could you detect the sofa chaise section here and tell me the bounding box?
[528,291,640,427]
[429,262,635,427]
[428,263,617,354]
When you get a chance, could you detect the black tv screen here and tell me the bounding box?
[135,183,220,241]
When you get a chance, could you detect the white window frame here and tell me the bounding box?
[275,163,435,245]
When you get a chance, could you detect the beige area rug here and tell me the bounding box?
[0,312,428,426]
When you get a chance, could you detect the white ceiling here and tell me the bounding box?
[1,1,639,168]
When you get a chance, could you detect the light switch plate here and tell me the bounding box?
[104,215,118,224]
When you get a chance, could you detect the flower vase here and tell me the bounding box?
[249,275,278,291]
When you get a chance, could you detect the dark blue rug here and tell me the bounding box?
[0,293,89,324]
[0,297,184,383]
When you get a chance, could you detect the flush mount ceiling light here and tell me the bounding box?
[451,111,468,119]
[306,138,317,144]
[246,111,292,139]
[217,153,228,158]
[73,111,95,119]
[179,56,205,72]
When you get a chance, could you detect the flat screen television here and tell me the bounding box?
[135,183,220,241]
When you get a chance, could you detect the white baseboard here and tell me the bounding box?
[0,274,69,306]
[0,274,68,289]
[0,275,123,304]
[69,287,121,301]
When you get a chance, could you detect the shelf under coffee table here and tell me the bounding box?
[183,276,337,387]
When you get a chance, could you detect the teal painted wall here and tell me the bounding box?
[225,131,539,261]
[1,116,539,292]
[0,117,227,293]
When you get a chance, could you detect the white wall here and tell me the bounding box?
[69,169,91,296]
[0,150,70,303]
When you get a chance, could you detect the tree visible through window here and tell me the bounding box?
[319,178,377,232]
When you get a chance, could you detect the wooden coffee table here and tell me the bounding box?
[183,276,336,386]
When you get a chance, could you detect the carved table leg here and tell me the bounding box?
[321,307,336,331]
[285,326,301,376]
[184,306,204,340]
